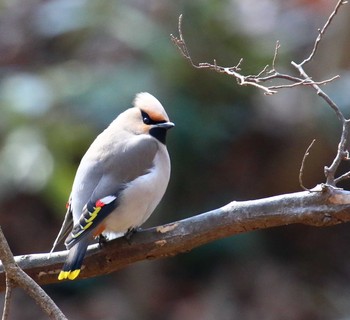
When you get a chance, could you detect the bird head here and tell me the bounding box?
[120,92,175,144]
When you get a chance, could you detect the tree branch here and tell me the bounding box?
[171,0,350,187]
[299,139,316,191]
[299,0,348,65]
[2,278,13,320]
[170,13,340,96]
[0,186,350,290]
[289,1,349,187]
[0,227,67,319]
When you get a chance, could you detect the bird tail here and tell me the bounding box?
[58,238,89,281]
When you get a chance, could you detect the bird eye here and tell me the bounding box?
[141,110,167,126]
[141,111,152,125]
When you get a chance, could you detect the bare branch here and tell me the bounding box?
[299,139,316,191]
[271,41,281,71]
[266,75,340,91]
[0,186,350,289]
[324,120,350,185]
[0,228,67,320]
[290,1,348,186]
[299,0,348,65]
[170,14,340,96]
[170,14,198,68]
[285,1,348,186]
[291,63,344,122]
[171,1,350,187]
[2,278,13,320]
[335,167,350,184]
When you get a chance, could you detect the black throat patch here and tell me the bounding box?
[149,127,168,144]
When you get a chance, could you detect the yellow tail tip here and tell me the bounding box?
[58,269,81,281]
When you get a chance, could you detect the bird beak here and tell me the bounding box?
[154,121,175,130]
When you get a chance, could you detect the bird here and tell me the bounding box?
[51,92,174,281]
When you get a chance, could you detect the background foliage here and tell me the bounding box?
[1,0,350,319]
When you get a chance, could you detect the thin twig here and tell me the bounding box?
[325,120,350,185]
[299,0,348,65]
[271,40,280,71]
[291,63,344,123]
[335,171,350,184]
[2,278,13,320]
[170,14,195,67]
[170,14,340,96]
[245,64,270,79]
[291,1,348,186]
[291,2,348,186]
[299,139,316,191]
[171,1,349,186]
[267,75,340,91]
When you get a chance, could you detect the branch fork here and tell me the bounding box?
[171,0,349,188]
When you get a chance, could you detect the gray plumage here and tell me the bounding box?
[52,92,174,280]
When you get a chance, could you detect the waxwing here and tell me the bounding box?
[51,92,174,280]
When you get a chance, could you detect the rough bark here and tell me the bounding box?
[0,185,349,291]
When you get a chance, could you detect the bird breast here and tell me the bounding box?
[103,144,171,235]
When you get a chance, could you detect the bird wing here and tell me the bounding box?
[64,195,119,249]
[64,135,159,249]
[49,197,73,254]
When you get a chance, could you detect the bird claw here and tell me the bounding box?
[98,234,108,248]
[124,227,141,244]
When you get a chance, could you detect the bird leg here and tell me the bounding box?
[98,234,108,248]
[124,227,141,244]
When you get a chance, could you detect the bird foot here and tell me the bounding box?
[124,227,141,244]
[98,234,108,248]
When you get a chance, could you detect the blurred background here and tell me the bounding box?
[0,0,350,319]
